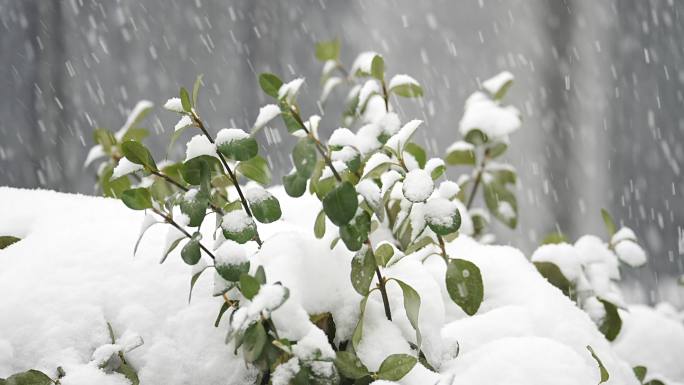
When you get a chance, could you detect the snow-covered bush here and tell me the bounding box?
[5,42,683,385]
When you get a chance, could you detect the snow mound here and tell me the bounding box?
[0,187,678,384]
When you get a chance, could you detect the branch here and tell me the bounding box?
[152,208,217,260]
[289,106,343,183]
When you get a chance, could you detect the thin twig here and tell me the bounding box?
[289,107,343,183]
[153,208,217,260]
[365,239,392,321]
[466,154,488,210]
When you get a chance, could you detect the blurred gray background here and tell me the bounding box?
[1,0,682,304]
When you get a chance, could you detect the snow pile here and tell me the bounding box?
[458,92,521,140]
[0,187,681,384]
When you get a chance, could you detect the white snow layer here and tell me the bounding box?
[0,187,680,385]
[184,134,216,161]
[111,158,143,179]
[459,92,521,139]
[481,71,514,96]
[253,104,281,130]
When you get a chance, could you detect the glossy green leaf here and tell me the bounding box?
[259,73,283,99]
[3,369,53,385]
[374,243,394,267]
[377,354,417,381]
[392,279,422,347]
[340,211,371,252]
[180,87,191,111]
[217,136,258,161]
[534,262,573,298]
[122,128,149,143]
[350,248,375,296]
[371,55,384,80]
[314,209,326,239]
[100,164,132,198]
[121,188,153,210]
[293,138,318,177]
[216,261,250,282]
[391,83,423,98]
[248,192,281,224]
[214,301,231,327]
[181,155,221,186]
[239,273,261,300]
[315,39,340,62]
[237,156,271,186]
[243,321,267,363]
[587,345,610,384]
[598,298,622,342]
[445,258,484,316]
[180,234,201,265]
[334,351,369,380]
[601,209,617,237]
[283,171,308,197]
[180,190,209,227]
[222,219,257,244]
[121,140,157,170]
[323,181,358,226]
[0,236,21,250]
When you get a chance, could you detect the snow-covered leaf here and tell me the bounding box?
[216,128,258,161]
[221,209,257,244]
[246,188,281,223]
[122,140,157,171]
[391,279,422,347]
[376,354,417,381]
[282,170,308,198]
[350,247,375,296]
[424,197,461,235]
[181,233,202,265]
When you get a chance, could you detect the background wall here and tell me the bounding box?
[1,0,682,304]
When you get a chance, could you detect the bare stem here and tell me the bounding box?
[289,106,343,183]
[190,111,263,246]
[153,208,217,260]
[366,240,392,321]
[466,153,489,210]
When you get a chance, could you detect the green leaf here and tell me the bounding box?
[259,73,283,99]
[180,87,191,112]
[534,262,573,298]
[237,156,271,186]
[93,128,117,153]
[391,83,423,98]
[601,209,617,237]
[491,79,513,101]
[404,143,426,168]
[181,234,202,265]
[350,248,376,296]
[334,351,369,380]
[587,345,610,384]
[487,141,508,158]
[188,266,209,303]
[121,140,157,170]
[645,380,666,385]
[377,354,417,381]
[352,295,370,350]
[283,171,308,197]
[315,39,340,62]
[371,55,384,80]
[214,301,231,327]
[160,235,184,264]
[392,279,422,347]
[0,236,20,250]
[243,321,267,363]
[374,243,394,267]
[222,216,257,244]
[216,261,250,282]
[279,101,303,134]
[192,74,204,107]
[542,232,567,245]
[248,192,282,223]
[115,363,140,385]
[445,258,484,316]
[121,188,153,210]
[597,298,622,342]
[217,136,258,161]
[180,190,209,227]
[323,181,358,226]
[293,138,318,177]
[445,146,476,166]
[314,209,326,239]
[239,273,261,300]
[4,369,53,385]
[340,211,371,252]
[464,129,489,146]
[483,181,518,228]
[100,164,132,198]
[121,127,149,143]
[425,198,461,236]
[255,266,267,284]
[405,236,434,255]
[633,366,647,382]
[181,155,221,186]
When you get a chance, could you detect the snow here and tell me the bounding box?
[115,100,154,140]
[0,187,679,385]
[253,104,281,130]
[215,239,247,267]
[184,134,216,161]
[163,97,184,113]
[215,128,249,146]
[612,227,637,244]
[402,169,434,202]
[446,140,475,153]
[350,51,379,75]
[245,187,272,203]
[423,197,458,227]
[388,74,421,90]
[357,179,381,209]
[278,78,305,102]
[437,181,461,199]
[321,76,343,102]
[174,115,193,132]
[481,71,514,96]
[84,145,105,167]
[358,79,382,109]
[459,92,521,140]
[614,240,647,267]
[221,210,254,233]
[530,243,583,281]
[111,158,143,179]
[385,120,422,154]
[272,358,300,385]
